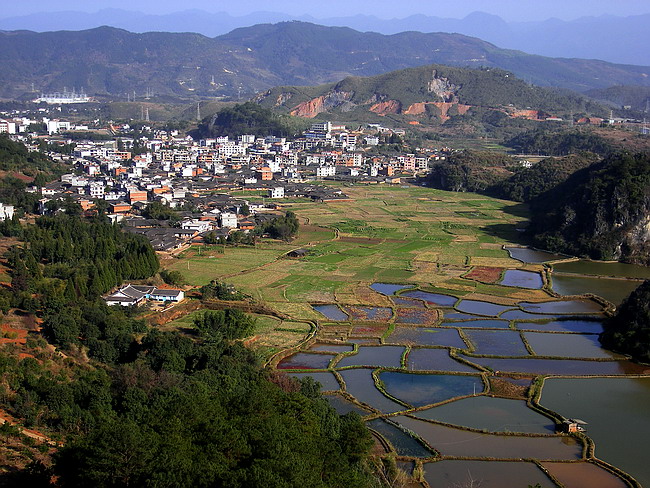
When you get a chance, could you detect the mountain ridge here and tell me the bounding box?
[1,9,649,65]
[0,22,649,100]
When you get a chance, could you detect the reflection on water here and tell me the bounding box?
[339,369,406,413]
[500,269,544,289]
[289,371,340,391]
[380,371,481,407]
[277,352,335,370]
[542,462,629,488]
[541,378,650,488]
[394,415,582,459]
[464,329,530,356]
[336,345,405,368]
[456,300,514,317]
[506,247,568,263]
[553,260,650,279]
[313,304,349,321]
[370,282,413,295]
[425,460,556,488]
[367,419,434,457]
[524,332,623,359]
[414,396,555,434]
[551,274,641,305]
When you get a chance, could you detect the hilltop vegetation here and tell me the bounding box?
[196,103,307,139]
[529,151,650,263]
[600,280,650,362]
[426,150,515,193]
[255,64,606,128]
[505,129,615,156]
[491,153,600,202]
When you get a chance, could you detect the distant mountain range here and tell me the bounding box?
[1,9,649,66]
[0,22,649,101]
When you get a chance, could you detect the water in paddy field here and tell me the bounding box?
[289,371,340,391]
[463,329,530,356]
[313,304,349,321]
[393,415,583,459]
[400,290,458,307]
[407,348,481,373]
[541,378,650,488]
[551,274,642,305]
[338,369,406,413]
[307,343,354,353]
[379,371,481,407]
[462,355,650,376]
[366,418,434,457]
[499,269,544,289]
[277,353,335,370]
[442,318,511,329]
[456,300,514,317]
[519,299,603,315]
[542,462,629,488]
[370,282,413,295]
[524,332,624,359]
[424,460,556,488]
[413,396,555,434]
[387,327,466,348]
[336,345,405,368]
[324,394,369,415]
[515,318,603,333]
[553,260,650,279]
[506,247,568,263]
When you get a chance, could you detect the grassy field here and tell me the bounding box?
[166,184,545,328]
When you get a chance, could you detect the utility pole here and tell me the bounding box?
[196,102,201,121]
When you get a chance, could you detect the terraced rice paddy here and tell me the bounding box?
[169,185,649,487]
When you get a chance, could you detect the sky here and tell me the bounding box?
[2,0,650,21]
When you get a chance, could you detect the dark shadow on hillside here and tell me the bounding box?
[481,202,533,246]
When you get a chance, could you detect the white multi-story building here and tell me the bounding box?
[316,165,336,178]
[88,182,105,198]
[269,187,285,199]
[220,212,238,228]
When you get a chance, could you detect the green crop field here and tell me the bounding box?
[166,183,546,326]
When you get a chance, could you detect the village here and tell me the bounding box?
[1,114,447,255]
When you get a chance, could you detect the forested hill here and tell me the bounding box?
[253,64,605,124]
[528,151,650,264]
[1,22,650,99]
[600,280,650,362]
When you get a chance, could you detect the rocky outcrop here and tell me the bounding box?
[290,91,353,117]
[403,102,471,121]
[369,100,401,115]
[428,70,460,102]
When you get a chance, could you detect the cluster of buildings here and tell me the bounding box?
[9,118,446,250]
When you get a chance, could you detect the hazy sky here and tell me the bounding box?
[2,0,650,21]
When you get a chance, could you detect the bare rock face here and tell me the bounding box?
[369,100,402,115]
[289,91,353,117]
[428,70,461,102]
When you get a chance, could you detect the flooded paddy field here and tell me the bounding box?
[551,274,641,305]
[463,329,530,356]
[394,415,583,460]
[414,396,555,434]
[506,247,568,263]
[307,342,354,353]
[370,283,414,295]
[442,318,511,329]
[289,371,340,391]
[407,348,481,373]
[324,393,369,415]
[394,307,438,325]
[400,291,458,307]
[277,352,335,370]
[462,356,650,375]
[313,304,349,321]
[456,300,514,317]
[542,462,630,488]
[336,345,405,368]
[424,460,555,488]
[366,418,435,457]
[524,332,623,359]
[541,378,650,488]
[499,269,544,289]
[515,319,604,334]
[379,372,481,407]
[338,368,406,413]
[387,327,466,348]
